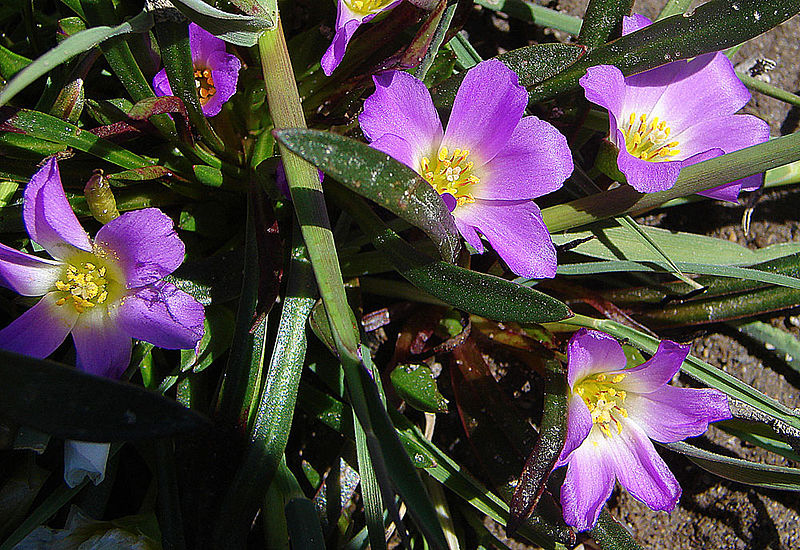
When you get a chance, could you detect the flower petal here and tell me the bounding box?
[153,68,173,97]
[647,53,751,135]
[626,386,731,443]
[117,280,205,349]
[454,199,556,278]
[189,22,225,65]
[321,7,362,76]
[476,116,573,200]
[622,14,653,35]
[442,59,528,163]
[64,440,110,488]
[579,64,627,123]
[71,307,132,379]
[698,173,762,202]
[202,49,241,117]
[453,215,483,252]
[24,158,91,259]
[615,128,683,192]
[674,114,770,159]
[0,293,78,358]
[616,339,690,394]
[567,328,627,388]
[0,242,63,296]
[606,419,681,511]
[94,208,185,288]
[369,133,419,169]
[559,429,615,532]
[557,393,593,465]
[360,71,443,164]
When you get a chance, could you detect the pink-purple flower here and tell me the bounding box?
[556,329,730,531]
[153,22,241,117]
[0,158,205,377]
[0,158,205,486]
[359,59,573,278]
[321,0,402,76]
[579,15,770,201]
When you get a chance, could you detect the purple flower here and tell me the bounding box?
[153,22,241,117]
[0,158,204,376]
[321,0,402,76]
[359,60,573,278]
[579,14,770,201]
[556,329,730,531]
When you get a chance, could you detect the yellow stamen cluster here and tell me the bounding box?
[575,372,629,438]
[420,146,480,208]
[54,262,109,313]
[621,112,681,161]
[345,0,394,15]
[194,67,216,105]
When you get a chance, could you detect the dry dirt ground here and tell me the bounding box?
[466,1,800,548]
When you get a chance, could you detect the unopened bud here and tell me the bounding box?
[84,170,119,224]
[50,79,84,124]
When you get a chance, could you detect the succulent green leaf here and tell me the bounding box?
[390,363,449,413]
[169,0,274,46]
[274,128,460,264]
[0,351,210,441]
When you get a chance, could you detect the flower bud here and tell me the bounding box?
[84,169,119,224]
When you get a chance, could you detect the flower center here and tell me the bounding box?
[194,66,216,106]
[54,254,120,314]
[419,146,480,210]
[345,0,394,15]
[575,372,629,438]
[621,112,681,161]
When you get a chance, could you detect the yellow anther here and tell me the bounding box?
[419,145,480,210]
[622,111,680,161]
[575,371,630,439]
[53,258,113,314]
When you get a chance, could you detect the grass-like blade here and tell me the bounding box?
[170,0,274,46]
[554,222,800,266]
[542,131,800,233]
[274,128,460,264]
[0,10,153,108]
[663,440,800,491]
[0,107,152,169]
[0,352,209,441]
[214,227,315,547]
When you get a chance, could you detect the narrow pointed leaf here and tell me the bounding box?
[0,107,152,169]
[577,0,634,47]
[432,43,585,110]
[334,187,572,324]
[543,130,800,233]
[0,351,210,441]
[275,128,460,263]
[508,359,567,534]
[169,0,274,46]
[663,440,800,490]
[0,11,154,108]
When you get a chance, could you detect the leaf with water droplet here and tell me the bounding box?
[391,363,449,413]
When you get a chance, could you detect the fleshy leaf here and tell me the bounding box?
[274,128,461,264]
